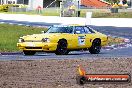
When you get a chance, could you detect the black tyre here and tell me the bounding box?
[55,40,69,55]
[76,76,86,85]
[89,39,101,54]
[23,51,36,55]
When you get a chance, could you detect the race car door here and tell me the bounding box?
[74,26,87,49]
[83,26,95,47]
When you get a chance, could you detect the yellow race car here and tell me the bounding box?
[17,25,108,55]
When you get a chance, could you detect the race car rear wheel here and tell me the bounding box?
[23,51,36,55]
[55,40,69,55]
[89,39,101,54]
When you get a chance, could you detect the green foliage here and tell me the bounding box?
[104,0,120,4]
[0,4,27,12]
[0,5,10,12]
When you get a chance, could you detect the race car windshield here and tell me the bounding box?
[46,27,73,33]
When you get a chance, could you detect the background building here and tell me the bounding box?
[0,0,131,9]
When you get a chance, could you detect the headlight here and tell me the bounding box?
[19,38,25,43]
[41,38,50,43]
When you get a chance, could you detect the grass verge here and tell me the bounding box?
[107,36,125,45]
[92,12,132,18]
[0,24,47,52]
[1,8,132,18]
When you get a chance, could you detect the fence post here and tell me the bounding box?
[85,12,92,25]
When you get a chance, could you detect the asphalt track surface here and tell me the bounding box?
[0,47,132,61]
[0,19,132,60]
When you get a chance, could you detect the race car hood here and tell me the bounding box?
[22,33,61,42]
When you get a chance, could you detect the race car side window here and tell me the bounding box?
[46,26,73,33]
[74,26,86,34]
[67,27,73,33]
[85,27,95,33]
[84,27,92,34]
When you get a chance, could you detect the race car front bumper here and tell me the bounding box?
[17,42,58,51]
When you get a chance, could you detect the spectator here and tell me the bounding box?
[36,5,42,14]
[68,5,76,14]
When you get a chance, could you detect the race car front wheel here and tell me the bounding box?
[89,39,101,54]
[55,40,69,55]
[23,51,36,55]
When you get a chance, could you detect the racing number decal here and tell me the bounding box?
[78,36,85,45]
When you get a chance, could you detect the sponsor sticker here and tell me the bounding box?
[78,36,85,45]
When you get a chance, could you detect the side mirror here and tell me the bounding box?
[41,31,46,34]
